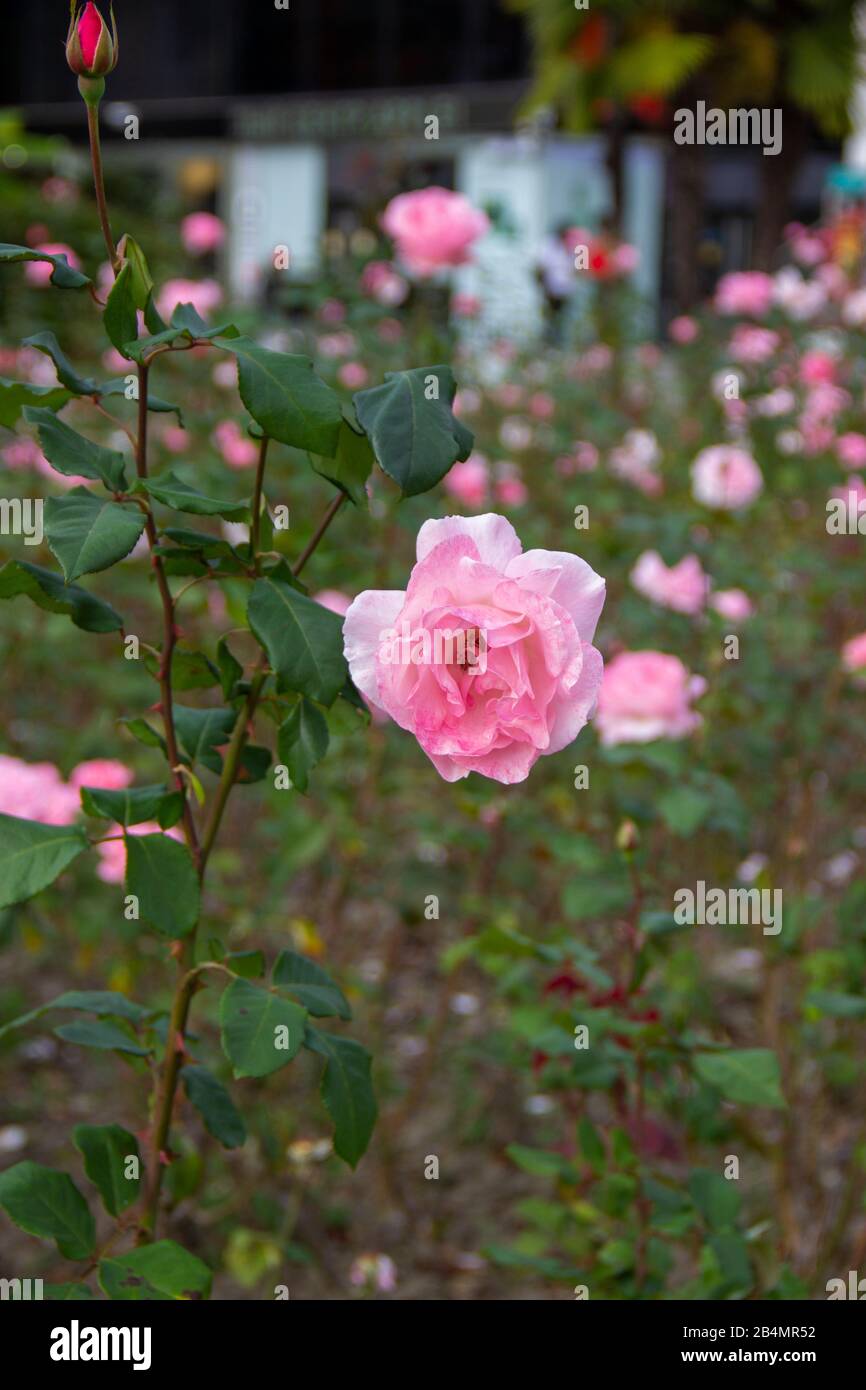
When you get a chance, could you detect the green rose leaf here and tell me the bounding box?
[44,1283,95,1300]
[0,989,147,1043]
[45,491,147,582]
[0,814,89,910]
[0,1161,95,1260]
[0,243,91,289]
[216,636,244,700]
[72,1124,141,1217]
[145,648,220,692]
[273,949,350,1020]
[219,977,307,1079]
[174,705,235,774]
[303,1028,376,1168]
[79,783,184,829]
[98,1239,212,1301]
[54,1019,151,1056]
[353,364,473,497]
[0,559,123,632]
[694,1049,786,1109]
[181,1065,247,1149]
[136,471,249,520]
[22,331,100,394]
[277,698,329,794]
[248,577,347,706]
[310,409,374,506]
[103,262,139,358]
[125,833,200,937]
[215,336,343,455]
[119,716,167,754]
[22,407,128,490]
[689,1170,741,1231]
[0,379,70,429]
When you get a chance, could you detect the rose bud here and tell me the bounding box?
[66,1,119,80]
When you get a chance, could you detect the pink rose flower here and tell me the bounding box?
[611,242,640,275]
[318,298,347,324]
[314,589,352,618]
[528,391,555,420]
[156,278,223,323]
[669,316,699,344]
[213,419,258,469]
[596,652,706,746]
[842,632,866,674]
[494,464,528,509]
[837,433,866,470]
[343,514,605,784]
[162,426,191,454]
[691,445,763,510]
[715,271,774,318]
[181,212,226,256]
[630,551,708,615]
[443,454,489,509]
[0,756,80,825]
[452,292,482,318]
[69,760,133,792]
[337,361,369,390]
[710,589,753,622]
[382,187,489,277]
[24,244,81,288]
[360,260,409,307]
[799,350,837,386]
[729,325,779,364]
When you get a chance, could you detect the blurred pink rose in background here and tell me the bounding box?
[729,325,779,363]
[842,632,866,673]
[630,551,708,615]
[799,350,837,386]
[382,187,489,277]
[596,652,706,746]
[337,361,369,390]
[710,589,754,622]
[669,316,699,344]
[691,445,763,510]
[24,243,81,287]
[344,514,605,784]
[452,292,482,317]
[443,454,490,509]
[314,590,352,617]
[836,433,866,470]
[360,260,409,307]
[494,463,528,509]
[0,756,80,825]
[213,419,258,469]
[181,211,225,256]
[715,271,774,318]
[156,277,223,323]
[69,760,133,792]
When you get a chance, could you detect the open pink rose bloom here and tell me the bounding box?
[343,514,605,784]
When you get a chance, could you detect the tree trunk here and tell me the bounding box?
[670,132,704,312]
[752,105,809,270]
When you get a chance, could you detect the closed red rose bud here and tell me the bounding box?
[66,1,118,80]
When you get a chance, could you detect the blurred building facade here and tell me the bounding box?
[6,0,844,326]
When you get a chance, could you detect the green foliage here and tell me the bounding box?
[0,814,89,910]
[353,365,473,497]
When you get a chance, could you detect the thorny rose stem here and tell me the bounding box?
[138,473,347,1240]
[77,88,353,1242]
